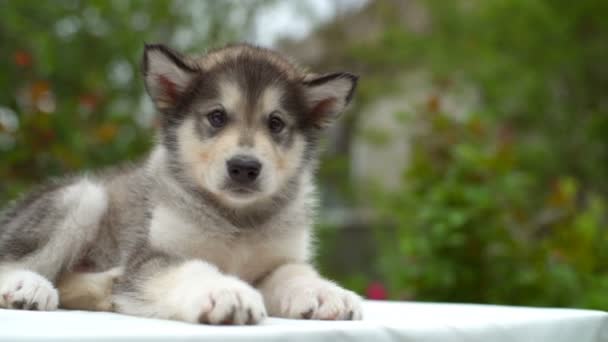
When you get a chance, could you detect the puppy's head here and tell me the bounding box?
[142,43,357,207]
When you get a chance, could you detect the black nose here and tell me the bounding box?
[226,155,262,184]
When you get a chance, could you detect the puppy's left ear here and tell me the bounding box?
[303,72,358,128]
[142,43,198,112]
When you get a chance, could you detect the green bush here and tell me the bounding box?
[317,0,608,309]
[0,0,268,203]
[373,110,608,308]
[1,0,607,310]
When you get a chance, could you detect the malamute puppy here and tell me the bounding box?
[0,43,362,324]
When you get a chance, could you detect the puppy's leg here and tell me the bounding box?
[113,251,266,325]
[57,267,123,311]
[0,180,107,311]
[258,263,363,320]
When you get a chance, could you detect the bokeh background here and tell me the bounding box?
[1,0,607,309]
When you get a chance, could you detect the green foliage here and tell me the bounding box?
[316,0,608,309]
[372,111,608,308]
[1,0,607,310]
[0,0,270,203]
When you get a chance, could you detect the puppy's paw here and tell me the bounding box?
[0,270,59,311]
[277,278,363,320]
[173,275,267,325]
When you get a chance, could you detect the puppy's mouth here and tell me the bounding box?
[222,183,261,197]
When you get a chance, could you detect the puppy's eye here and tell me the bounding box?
[207,110,227,128]
[268,114,285,134]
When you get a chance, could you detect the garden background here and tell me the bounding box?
[1,0,607,309]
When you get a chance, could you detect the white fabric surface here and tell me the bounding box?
[1,301,607,342]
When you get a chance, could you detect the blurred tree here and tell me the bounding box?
[307,0,608,309]
[2,0,608,310]
[0,0,271,204]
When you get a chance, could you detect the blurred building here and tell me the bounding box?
[279,0,478,206]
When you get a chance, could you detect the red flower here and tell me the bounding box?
[14,50,32,67]
[366,282,388,300]
[79,93,100,111]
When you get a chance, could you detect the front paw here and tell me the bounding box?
[0,270,59,311]
[173,275,267,325]
[275,278,363,320]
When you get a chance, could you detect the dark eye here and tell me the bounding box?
[207,109,227,128]
[268,114,285,134]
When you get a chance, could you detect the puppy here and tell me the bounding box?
[0,43,362,324]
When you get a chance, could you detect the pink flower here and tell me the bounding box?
[366,282,388,300]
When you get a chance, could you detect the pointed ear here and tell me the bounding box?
[142,44,198,111]
[302,72,358,128]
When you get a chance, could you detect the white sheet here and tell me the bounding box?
[1,301,607,342]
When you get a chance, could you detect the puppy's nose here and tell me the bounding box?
[226,155,262,184]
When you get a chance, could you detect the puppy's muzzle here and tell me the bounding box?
[226,155,262,185]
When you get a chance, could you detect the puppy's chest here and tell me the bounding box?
[147,206,303,282]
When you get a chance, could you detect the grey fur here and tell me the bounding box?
[0,43,360,323]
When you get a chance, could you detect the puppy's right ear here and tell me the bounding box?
[142,44,198,111]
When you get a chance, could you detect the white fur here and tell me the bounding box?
[59,179,108,230]
[43,180,106,273]
[258,263,363,320]
[219,80,244,114]
[146,145,167,171]
[0,180,107,312]
[20,180,107,279]
[0,269,59,310]
[259,87,283,115]
[115,260,266,324]
[148,203,311,282]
